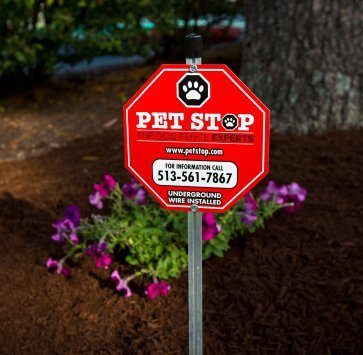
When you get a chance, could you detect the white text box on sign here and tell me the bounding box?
[152,159,238,188]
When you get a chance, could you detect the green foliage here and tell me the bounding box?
[0,0,243,85]
[80,184,281,280]
[0,0,150,79]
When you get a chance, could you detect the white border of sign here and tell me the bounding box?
[125,68,266,211]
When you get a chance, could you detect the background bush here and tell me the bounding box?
[0,0,243,91]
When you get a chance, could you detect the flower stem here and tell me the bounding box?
[126,270,149,282]
[281,202,294,208]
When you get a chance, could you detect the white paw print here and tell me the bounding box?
[224,116,237,128]
[182,80,204,100]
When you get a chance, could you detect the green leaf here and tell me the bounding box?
[213,249,224,257]
[125,255,139,266]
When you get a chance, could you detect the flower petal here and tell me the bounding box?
[64,205,81,226]
[135,188,146,205]
[104,174,116,190]
[203,212,216,227]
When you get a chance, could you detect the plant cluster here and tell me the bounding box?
[1,0,243,90]
[46,174,307,299]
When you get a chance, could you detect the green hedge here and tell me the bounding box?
[0,0,242,90]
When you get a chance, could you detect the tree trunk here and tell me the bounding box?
[240,0,362,133]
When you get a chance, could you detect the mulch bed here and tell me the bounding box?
[0,126,362,354]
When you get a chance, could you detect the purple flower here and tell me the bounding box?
[111,270,132,297]
[86,241,112,269]
[242,213,258,226]
[244,193,258,213]
[261,181,307,213]
[46,258,70,277]
[135,188,147,205]
[94,174,116,198]
[89,174,116,209]
[122,179,139,198]
[64,205,81,226]
[122,179,147,205]
[241,193,258,226]
[51,219,79,244]
[283,182,307,213]
[202,213,222,241]
[89,191,103,209]
[145,281,171,300]
[260,181,288,204]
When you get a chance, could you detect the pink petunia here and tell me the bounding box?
[145,281,171,300]
[202,213,222,241]
[94,174,116,198]
[89,174,116,209]
[111,270,132,297]
[46,258,71,277]
[51,219,79,244]
[88,191,103,209]
[86,242,112,269]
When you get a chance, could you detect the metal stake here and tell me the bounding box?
[185,33,204,355]
[188,204,203,355]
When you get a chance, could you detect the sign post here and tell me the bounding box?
[188,204,202,355]
[186,34,203,355]
[123,33,270,355]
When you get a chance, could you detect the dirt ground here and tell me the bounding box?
[0,64,152,161]
[0,41,242,162]
[0,50,362,353]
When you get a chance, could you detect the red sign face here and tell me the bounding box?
[123,64,270,212]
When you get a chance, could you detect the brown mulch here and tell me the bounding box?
[0,64,153,162]
[0,126,362,354]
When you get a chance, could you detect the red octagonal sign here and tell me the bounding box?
[123,64,270,213]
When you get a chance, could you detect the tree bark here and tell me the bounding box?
[241,0,362,133]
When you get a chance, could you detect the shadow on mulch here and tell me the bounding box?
[0,192,53,252]
[0,129,362,354]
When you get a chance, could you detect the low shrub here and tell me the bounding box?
[1,0,243,92]
[46,174,307,299]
